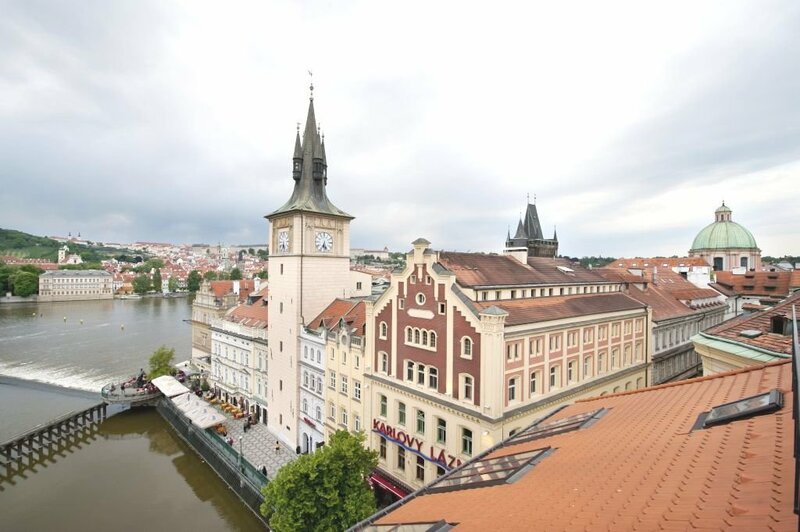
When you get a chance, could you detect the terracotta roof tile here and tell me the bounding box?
[715,271,793,298]
[612,256,709,269]
[364,361,797,531]
[437,252,609,288]
[225,301,268,328]
[474,292,646,325]
[700,291,800,356]
[309,298,366,335]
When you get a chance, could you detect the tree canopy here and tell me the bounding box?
[148,345,175,379]
[261,431,378,532]
[187,270,202,292]
[168,277,178,292]
[132,274,152,295]
[152,269,163,292]
[229,267,242,280]
[11,271,38,297]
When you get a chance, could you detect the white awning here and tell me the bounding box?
[170,392,227,429]
[151,375,191,397]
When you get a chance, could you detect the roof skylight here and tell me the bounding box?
[428,447,552,494]
[507,408,607,446]
[695,390,783,430]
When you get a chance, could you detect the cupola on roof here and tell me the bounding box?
[690,202,758,251]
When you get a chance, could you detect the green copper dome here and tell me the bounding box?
[690,203,758,250]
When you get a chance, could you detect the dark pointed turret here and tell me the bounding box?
[504,200,558,258]
[292,126,302,181]
[267,86,352,220]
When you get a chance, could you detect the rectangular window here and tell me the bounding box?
[355,415,361,431]
[462,428,473,456]
[583,357,591,378]
[612,323,620,338]
[398,298,405,310]
[397,446,406,470]
[329,402,335,420]
[416,410,425,435]
[508,377,517,401]
[437,418,447,444]
[416,455,425,481]
[549,366,558,388]
[438,302,446,314]
[417,364,425,385]
[341,375,348,394]
[567,361,575,383]
[341,409,348,427]
[530,371,538,396]
[380,395,387,417]
[567,332,577,347]
[379,437,387,460]
[398,402,406,425]
[353,380,361,400]
[329,371,336,389]
[380,352,388,373]
[530,337,542,356]
[406,360,414,381]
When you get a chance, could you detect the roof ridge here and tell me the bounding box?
[576,358,791,403]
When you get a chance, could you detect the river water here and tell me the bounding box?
[0,297,265,531]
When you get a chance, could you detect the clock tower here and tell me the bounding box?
[265,86,353,447]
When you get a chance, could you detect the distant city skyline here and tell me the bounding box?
[2,1,799,257]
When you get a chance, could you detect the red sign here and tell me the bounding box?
[372,419,462,469]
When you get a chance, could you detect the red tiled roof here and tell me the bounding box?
[209,280,255,302]
[370,360,797,531]
[438,252,609,288]
[702,291,800,356]
[715,271,793,297]
[309,299,366,335]
[474,293,646,326]
[226,301,268,328]
[612,256,709,269]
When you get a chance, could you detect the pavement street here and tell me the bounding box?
[223,418,296,479]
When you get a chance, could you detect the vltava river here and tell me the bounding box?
[0,297,265,531]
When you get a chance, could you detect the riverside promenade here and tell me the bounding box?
[222,417,295,480]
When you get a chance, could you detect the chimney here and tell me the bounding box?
[653,267,658,284]
[503,247,528,265]
[233,280,240,295]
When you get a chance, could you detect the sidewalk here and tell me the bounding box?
[223,417,296,480]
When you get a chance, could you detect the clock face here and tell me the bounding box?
[277,231,289,253]
[315,231,333,252]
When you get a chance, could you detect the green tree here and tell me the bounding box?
[148,345,175,379]
[132,274,151,295]
[152,269,163,292]
[229,267,242,280]
[144,258,165,270]
[11,271,38,297]
[187,270,202,292]
[261,431,378,532]
[168,277,178,292]
[18,264,44,275]
[256,249,269,260]
[255,270,268,280]
[203,271,218,281]
[0,264,13,294]
[248,248,255,255]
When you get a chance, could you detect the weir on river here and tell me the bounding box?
[1,403,108,489]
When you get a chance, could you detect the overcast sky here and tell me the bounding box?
[1,1,799,258]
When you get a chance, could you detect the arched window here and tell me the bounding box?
[428,367,438,390]
[303,371,308,387]
[417,364,425,385]
[462,337,472,358]
[406,327,412,342]
[422,331,428,345]
[462,374,474,401]
[430,331,437,348]
[315,405,321,421]
[414,329,421,344]
[302,398,308,413]
[380,321,388,339]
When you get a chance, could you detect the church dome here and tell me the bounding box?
[690,203,758,251]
